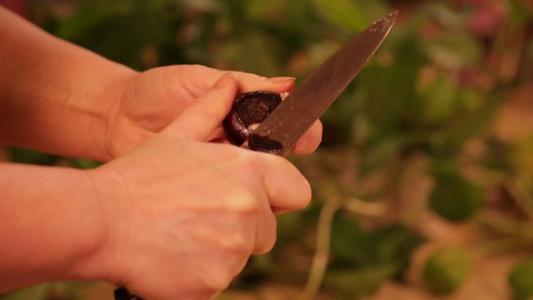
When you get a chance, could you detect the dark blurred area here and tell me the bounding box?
[1,0,533,299]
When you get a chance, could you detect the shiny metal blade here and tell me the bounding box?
[253,11,398,156]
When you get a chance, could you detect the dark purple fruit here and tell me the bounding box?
[248,133,284,155]
[114,288,143,300]
[223,91,283,154]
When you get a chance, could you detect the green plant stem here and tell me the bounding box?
[343,197,386,217]
[298,198,341,300]
[475,210,523,236]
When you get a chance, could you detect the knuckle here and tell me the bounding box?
[220,183,261,216]
[254,232,277,255]
[221,232,252,255]
[203,267,237,293]
[239,152,263,173]
[233,194,261,216]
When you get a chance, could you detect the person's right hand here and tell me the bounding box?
[85,75,311,300]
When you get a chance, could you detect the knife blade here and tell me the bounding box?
[254,10,398,157]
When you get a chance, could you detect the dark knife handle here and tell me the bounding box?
[114,287,144,300]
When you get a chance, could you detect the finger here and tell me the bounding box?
[257,154,312,214]
[251,202,278,255]
[164,74,238,141]
[230,72,296,94]
[179,65,296,96]
[245,153,311,254]
[291,120,323,155]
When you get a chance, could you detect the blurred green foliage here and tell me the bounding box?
[3,0,533,299]
[509,258,533,300]
[429,166,484,221]
[423,246,470,294]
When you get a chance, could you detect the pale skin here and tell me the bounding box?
[0,6,322,300]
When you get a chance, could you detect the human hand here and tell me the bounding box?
[86,75,311,300]
[103,65,322,160]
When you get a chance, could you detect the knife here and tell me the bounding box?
[114,10,397,300]
[256,10,398,156]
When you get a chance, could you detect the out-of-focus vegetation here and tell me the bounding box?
[2,0,533,299]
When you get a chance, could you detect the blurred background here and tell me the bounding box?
[1,0,533,299]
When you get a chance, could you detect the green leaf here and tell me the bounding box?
[431,94,502,158]
[72,158,102,169]
[509,0,533,26]
[425,32,482,69]
[56,9,112,40]
[330,217,423,272]
[9,148,57,165]
[55,1,171,69]
[358,134,404,175]
[329,216,371,267]
[429,166,484,222]
[418,74,459,124]
[423,246,470,295]
[325,264,399,299]
[358,31,429,131]
[372,225,425,269]
[311,0,367,33]
[0,284,50,300]
[509,259,533,300]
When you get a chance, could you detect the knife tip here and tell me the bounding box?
[374,10,398,32]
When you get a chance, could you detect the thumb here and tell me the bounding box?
[163,74,238,141]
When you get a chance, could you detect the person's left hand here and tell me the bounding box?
[102,65,322,160]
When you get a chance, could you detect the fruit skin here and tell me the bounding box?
[509,259,533,300]
[223,91,283,153]
[114,288,143,300]
[248,133,284,155]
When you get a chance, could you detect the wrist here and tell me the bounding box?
[0,164,112,291]
[82,68,137,162]
[0,7,139,161]
[80,166,133,285]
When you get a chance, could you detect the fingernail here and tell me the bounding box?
[267,76,296,83]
